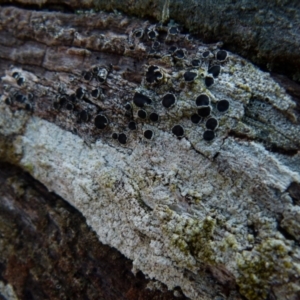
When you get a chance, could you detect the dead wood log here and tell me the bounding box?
[0,3,300,300]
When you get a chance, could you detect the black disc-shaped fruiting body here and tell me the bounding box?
[148,29,158,39]
[128,121,137,130]
[144,130,154,140]
[216,50,228,61]
[91,88,101,99]
[196,94,210,107]
[112,133,118,139]
[83,71,93,81]
[184,71,197,82]
[118,133,127,144]
[76,87,86,100]
[124,103,132,111]
[203,130,215,141]
[191,59,201,67]
[149,112,159,122]
[208,65,221,78]
[94,114,108,129]
[66,102,74,110]
[53,101,60,110]
[58,95,68,106]
[5,97,11,105]
[198,106,211,118]
[168,26,179,35]
[217,100,230,112]
[202,51,210,58]
[134,29,143,38]
[205,76,214,87]
[138,109,147,119]
[25,103,32,111]
[206,118,218,130]
[152,41,160,49]
[172,125,184,137]
[17,77,25,86]
[146,66,163,84]
[174,49,185,59]
[133,92,152,108]
[15,93,26,103]
[191,114,201,124]
[69,94,76,102]
[169,46,177,53]
[80,110,90,122]
[12,72,20,79]
[162,93,176,109]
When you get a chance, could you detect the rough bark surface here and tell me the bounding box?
[1,0,300,82]
[0,162,187,300]
[0,3,300,300]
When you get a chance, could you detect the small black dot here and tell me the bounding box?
[162,93,176,108]
[205,76,214,87]
[149,112,159,122]
[66,102,74,110]
[112,133,118,139]
[25,103,32,111]
[135,30,143,38]
[27,93,33,100]
[217,100,229,112]
[133,92,152,107]
[144,130,153,140]
[17,77,25,86]
[5,97,11,105]
[208,65,221,78]
[118,133,127,144]
[59,95,68,106]
[216,50,227,61]
[94,114,108,129]
[80,110,90,122]
[128,121,137,130]
[125,103,132,110]
[83,71,93,81]
[203,130,215,141]
[196,94,210,106]
[12,72,20,79]
[172,125,184,137]
[152,41,160,49]
[198,106,211,117]
[69,94,76,102]
[191,114,201,124]
[53,101,60,110]
[91,88,101,99]
[15,94,25,103]
[169,46,177,53]
[206,118,218,130]
[76,87,85,99]
[148,30,157,39]
[202,51,210,58]
[169,27,179,34]
[174,49,185,59]
[191,59,200,67]
[138,109,147,119]
[184,71,197,82]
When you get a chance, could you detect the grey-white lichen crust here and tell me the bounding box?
[1,7,300,300]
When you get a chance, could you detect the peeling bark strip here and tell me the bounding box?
[0,162,187,300]
[0,5,300,300]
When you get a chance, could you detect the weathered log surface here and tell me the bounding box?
[0,4,300,300]
[0,162,187,300]
[1,0,300,83]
